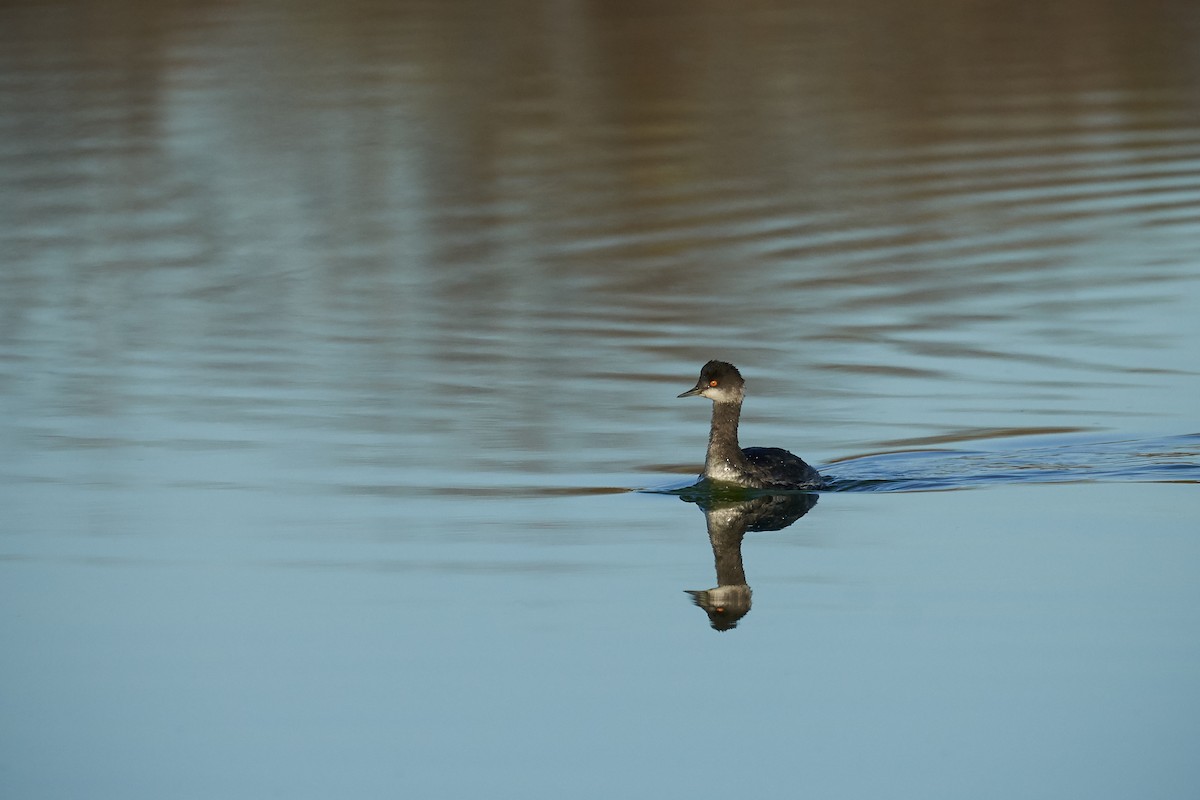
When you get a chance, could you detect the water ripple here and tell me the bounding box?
[823,433,1200,492]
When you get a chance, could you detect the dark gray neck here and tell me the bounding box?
[706,516,748,587]
[705,401,748,474]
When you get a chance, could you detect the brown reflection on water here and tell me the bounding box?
[2,2,1190,240]
[4,1,1194,246]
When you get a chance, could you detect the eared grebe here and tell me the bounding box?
[678,360,823,490]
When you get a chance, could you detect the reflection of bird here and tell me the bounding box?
[678,361,823,490]
[686,493,818,631]
[685,585,752,632]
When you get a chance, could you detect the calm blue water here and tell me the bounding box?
[3,1,1200,798]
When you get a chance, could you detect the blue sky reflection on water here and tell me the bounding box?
[4,486,1199,798]
[2,0,1200,798]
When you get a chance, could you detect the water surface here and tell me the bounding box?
[2,1,1199,798]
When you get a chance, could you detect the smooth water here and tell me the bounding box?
[3,1,1200,798]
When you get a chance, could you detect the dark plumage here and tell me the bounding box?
[678,360,823,490]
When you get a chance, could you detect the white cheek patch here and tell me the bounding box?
[705,386,738,403]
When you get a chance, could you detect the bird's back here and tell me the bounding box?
[741,446,824,490]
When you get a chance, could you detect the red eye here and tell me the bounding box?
[709,380,719,387]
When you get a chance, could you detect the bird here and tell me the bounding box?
[678,360,823,490]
